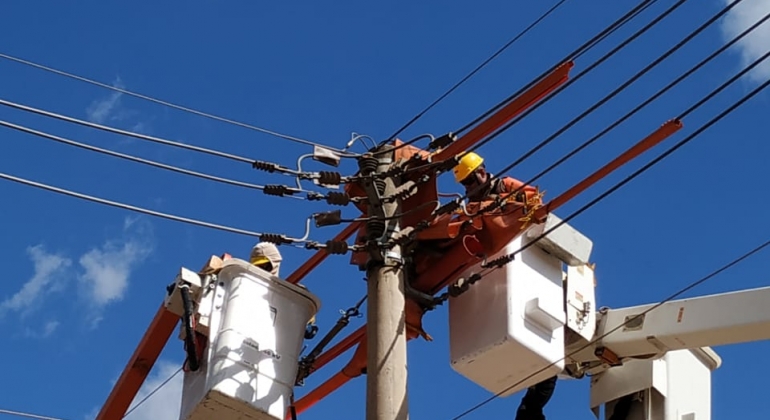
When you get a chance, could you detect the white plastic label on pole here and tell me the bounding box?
[448,233,566,397]
[179,259,320,420]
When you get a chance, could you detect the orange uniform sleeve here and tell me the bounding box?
[498,177,541,204]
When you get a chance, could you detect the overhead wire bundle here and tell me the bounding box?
[0,52,357,156]
[473,0,768,216]
[282,0,770,415]
[1,0,768,416]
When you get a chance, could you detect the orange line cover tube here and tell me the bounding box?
[291,371,353,418]
[540,119,683,217]
[435,61,574,161]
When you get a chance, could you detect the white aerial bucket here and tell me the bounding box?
[448,233,566,397]
[179,258,320,420]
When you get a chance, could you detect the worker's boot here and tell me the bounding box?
[514,376,557,420]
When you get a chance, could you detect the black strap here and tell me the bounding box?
[289,394,298,420]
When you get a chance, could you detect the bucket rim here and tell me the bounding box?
[218,258,322,313]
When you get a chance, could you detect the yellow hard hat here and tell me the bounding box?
[453,152,484,183]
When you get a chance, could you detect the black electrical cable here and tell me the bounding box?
[180,285,200,372]
[422,0,686,222]
[472,63,770,279]
[375,0,654,160]
[345,200,441,223]
[478,0,742,182]
[446,64,770,418]
[466,0,687,155]
[455,0,658,135]
[386,0,571,142]
[479,20,770,216]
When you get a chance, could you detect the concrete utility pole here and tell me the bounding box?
[360,144,409,420]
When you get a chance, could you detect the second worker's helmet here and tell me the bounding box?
[453,152,485,183]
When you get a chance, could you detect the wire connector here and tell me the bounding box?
[324,240,350,255]
[259,233,294,245]
[263,184,299,197]
[481,254,515,269]
[326,191,351,206]
[428,132,456,150]
[384,180,418,202]
[448,273,483,297]
[306,191,326,201]
[317,171,343,186]
[388,226,416,248]
[313,210,342,227]
[252,160,279,173]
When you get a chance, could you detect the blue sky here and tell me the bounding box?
[1,1,770,419]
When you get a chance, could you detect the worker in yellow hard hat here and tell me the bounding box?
[454,152,555,420]
[250,242,318,339]
[453,151,538,204]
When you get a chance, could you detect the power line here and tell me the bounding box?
[381,0,656,160]
[453,63,770,420]
[476,64,770,280]
[123,367,182,418]
[450,236,770,419]
[0,119,299,194]
[466,0,686,154]
[0,171,267,238]
[477,0,743,184]
[385,0,570,142]
[475,0,765,214]
[426,0,685,221]
[455,0,658,135]
[0,408,66,420]
[0,97,254,164]
[0,52,354,155]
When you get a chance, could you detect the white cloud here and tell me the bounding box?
[78,217,154,326]
[86,76,125,124]
[24,320,60,338]
[79,240,150,307]
[720,0,770,84]
[0,245,71,317]
[124,360,183,420]
[1,216,154,333]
